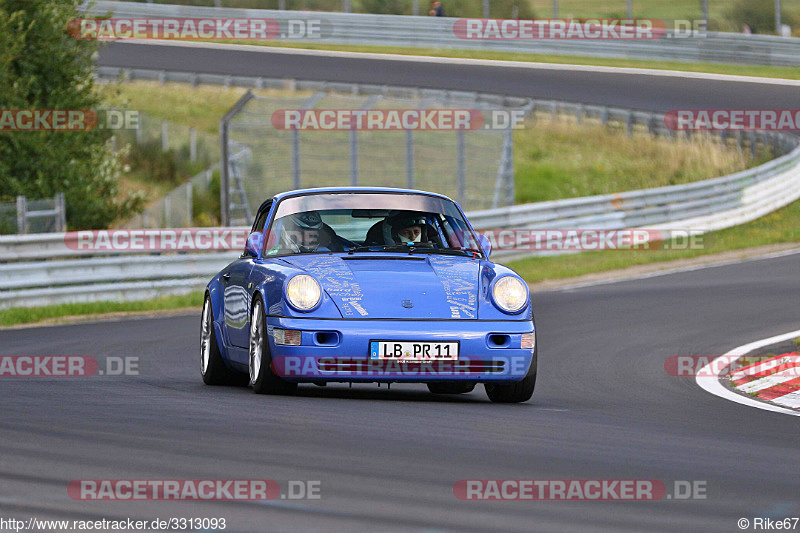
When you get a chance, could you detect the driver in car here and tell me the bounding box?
[383,212,429,245]
[278,211,344,253]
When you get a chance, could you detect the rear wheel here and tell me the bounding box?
[427,382,476,394]
[200,295,240,385]
[249,298,297,395]
[485,345,537,403]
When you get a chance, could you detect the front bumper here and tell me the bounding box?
[266,317,535,383]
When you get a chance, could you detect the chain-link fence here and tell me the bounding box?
[122,165,219,228]
[113,112,219,169]
[115,111,221,228]
[221,88,523,226]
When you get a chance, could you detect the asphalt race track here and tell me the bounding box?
[1,42,798,532]
[96,41,800,112]
[1,252,799,531]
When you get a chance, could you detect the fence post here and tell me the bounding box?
[161,120,169,152]
[16,196,27,235]
[190,128,197,163]
[405,130,414,188]
[552,0,558,17]
[483,0,489,18]
[164,195,171,227]
[626,112,634,137]
[56,192,67,232]
[413,0,418,15]
[504,129,515,207]
[349,129,359,186]
[291,129,301,189]
[457,129,466,206]
[136,115,143,145]
[220,91,255,227]
[186,183,193,227]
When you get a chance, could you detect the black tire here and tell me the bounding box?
[485,345,537,403]
[200,295,242,385]
[249,297,298,395]
[427,382,476,394]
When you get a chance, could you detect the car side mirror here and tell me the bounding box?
[245,231,264,258]
[476,233,492,258]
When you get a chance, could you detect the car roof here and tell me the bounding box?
[256,187,456,216]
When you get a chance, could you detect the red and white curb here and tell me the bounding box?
[696,329,800,417]
[730,352,800,408]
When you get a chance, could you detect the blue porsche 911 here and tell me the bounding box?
[200,187,537,403]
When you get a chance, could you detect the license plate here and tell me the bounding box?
[370,341,459,361]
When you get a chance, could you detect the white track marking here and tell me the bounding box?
[772,390,800,408]
[541,247,800,293]
[737,368,800,393]
[696,329,800,416]
[120,40,800,86]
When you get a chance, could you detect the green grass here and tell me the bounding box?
[513,120,762,203]
[528,0,800,29]
[0,292,203,328]
[211,40,800,80]
[109,81,312,135]
[507,196,800,283]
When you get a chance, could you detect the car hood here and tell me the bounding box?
[282,254,479,319]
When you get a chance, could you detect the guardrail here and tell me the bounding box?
[84,1,800,67]
[2,138,799,308]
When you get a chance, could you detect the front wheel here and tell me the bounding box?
[484,345,537,403]
[249,298,297,395]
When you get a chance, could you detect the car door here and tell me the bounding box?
[224,202,271,348]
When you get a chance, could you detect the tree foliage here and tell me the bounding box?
[0,0,142,229]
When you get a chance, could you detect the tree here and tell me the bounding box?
[0,0,142,229]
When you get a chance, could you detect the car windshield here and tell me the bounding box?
[263,192,482,257]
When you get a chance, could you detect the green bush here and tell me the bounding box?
[725,0,793,33]
[192,170,222,226]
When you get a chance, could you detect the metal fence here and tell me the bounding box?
[122,165,219,228]
[0,194,67,235]
[87,2,800,66]
[111,110,219,167]
[220,89,521,225]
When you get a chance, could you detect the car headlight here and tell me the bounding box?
[492,276,528,313]
[286,274,322,311]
